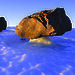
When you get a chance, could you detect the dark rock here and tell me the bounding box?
[15,8,72,39]
[0,17,7,32]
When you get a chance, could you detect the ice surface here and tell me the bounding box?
[0,27,75,75]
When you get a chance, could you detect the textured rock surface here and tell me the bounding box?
[15,8,72,39]
[0,17,7,32]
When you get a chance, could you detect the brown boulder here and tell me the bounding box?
[15,8,72,39]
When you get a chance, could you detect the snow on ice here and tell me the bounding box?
[0,27,75,75]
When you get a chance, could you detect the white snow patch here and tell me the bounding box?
[30,37,52,44]
[18,68,26,75]
[19,54,27,62]
[59,65,72,75]
[8,61,13,68]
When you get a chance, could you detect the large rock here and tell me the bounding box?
[0,17,7,32]
[15,8,72,39]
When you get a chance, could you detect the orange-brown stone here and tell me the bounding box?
[15,8,72,39]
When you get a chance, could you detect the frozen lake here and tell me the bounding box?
[0,27,75,75]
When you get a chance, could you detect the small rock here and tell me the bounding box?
[0,17,7,32]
